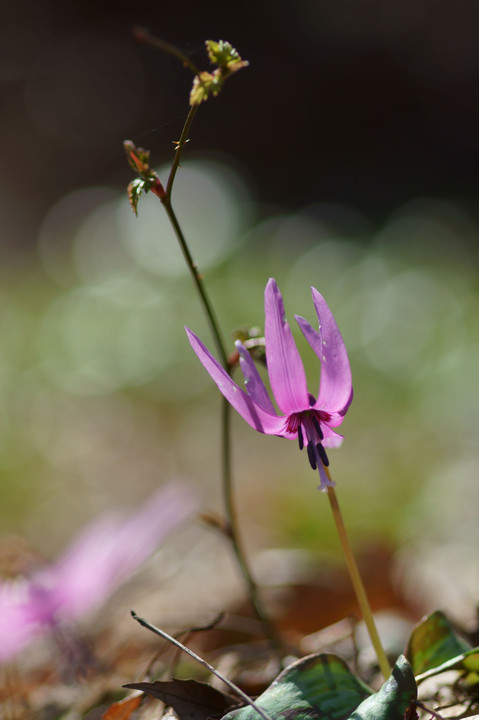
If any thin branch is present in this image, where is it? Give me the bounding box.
[412,700,446,719]
[160,199,227,367]
[166,104,199,200]
[133,28,200,75]
[131,611,273,720]
[127,37,280,653]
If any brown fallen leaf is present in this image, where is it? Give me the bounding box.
[124,678,238,720]
[101,692,143,720]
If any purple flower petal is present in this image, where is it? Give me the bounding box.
[0,483,197,661]
[48,483,196,622]
[236,341,276,414]
[295,288,352,415]
[0,581,43,660]
[186,328,287,436]
[321,426,344,448]
[264,279,309,414]
[187,279,352,480]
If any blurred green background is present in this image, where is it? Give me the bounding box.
[1,0,479,619]
[2,167,478,560]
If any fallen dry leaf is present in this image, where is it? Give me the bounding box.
[124,678,238,720]
[101,692,143,719]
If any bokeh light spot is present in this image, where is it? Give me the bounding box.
[118,159,252,277]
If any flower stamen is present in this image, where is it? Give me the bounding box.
[316,442,329,467]
[312,413,323,440]
[297,424,304,451]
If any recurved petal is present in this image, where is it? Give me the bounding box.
[321,425,344,448]
[48,483,196,622]
[186,328,286,435]
[295,288,352,415]
[320,411,347,428]
[264,279,309,414]
[236,341,276,414]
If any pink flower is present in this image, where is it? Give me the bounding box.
[187,278,352,490]
[0,483,196,662]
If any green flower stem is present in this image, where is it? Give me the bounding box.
[221,392,283,654]
[325,470,391,680]
[161,198,227,367]
[161,105,225,366]
[159,119,280,651]
[166,105,199,203]
[133,29,200,76]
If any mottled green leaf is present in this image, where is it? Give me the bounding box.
[190,71,223,105]
[124,139,164,213]
[414,646,479,683]
[222,653,372,720]
[406,610,472,677]
[127,178,146,215]
[189,40,248,105]
[463,651,479,672]
[123,140,152,174]
[349,656,416,719]
[206,40,249,73]
[127,176,159,215]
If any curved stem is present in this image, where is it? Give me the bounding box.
[161,198,227,366]
[166,105,199,200]
[325,470,391,680]
[133,28,200,75]
[221,396,283,653]
[159,108,280,651]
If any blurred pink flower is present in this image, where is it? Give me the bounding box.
[187,278,352,490]
[0,483,196,661]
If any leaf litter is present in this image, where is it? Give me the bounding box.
[0,553,470,719]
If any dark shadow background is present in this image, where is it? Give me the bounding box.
[2,0,479,254]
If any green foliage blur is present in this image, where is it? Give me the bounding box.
[1,159,478,568]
